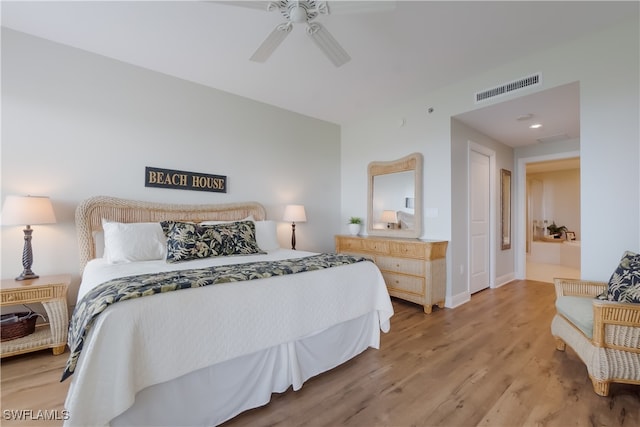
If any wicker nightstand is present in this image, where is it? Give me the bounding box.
[1,274,70,357]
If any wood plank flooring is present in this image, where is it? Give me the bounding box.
[1,279,638,426]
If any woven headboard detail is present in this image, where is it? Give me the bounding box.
[75,196,266,273]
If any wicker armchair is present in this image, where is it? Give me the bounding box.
[551,278,640,396]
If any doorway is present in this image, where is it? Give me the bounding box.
[519,155,581,282]
[454,81,580,291]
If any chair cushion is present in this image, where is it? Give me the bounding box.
[556,296,594,338]
[598,251,640,303]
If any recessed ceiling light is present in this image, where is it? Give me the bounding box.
[529,123,542,129]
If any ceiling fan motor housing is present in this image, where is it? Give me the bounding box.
[278,1,326,23]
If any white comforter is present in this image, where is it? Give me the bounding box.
[64,249,393,427]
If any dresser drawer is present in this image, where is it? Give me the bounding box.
[362,239,389,254]
[376,256,425,276]
[1,287,54,304]
[381,272,425,296]
[336,237,363,252]
[390,241,425,259]
[342,251,374,261]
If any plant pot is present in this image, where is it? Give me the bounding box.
[348,223,360,236]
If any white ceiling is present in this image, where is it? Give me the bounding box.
[455,81,580,148]
[1,1,636,148]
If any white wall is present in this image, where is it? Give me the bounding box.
[1,29,342,304]
[451,119,514,303]
[341,18,639,305]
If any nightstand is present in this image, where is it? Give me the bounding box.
[1,274,70,357]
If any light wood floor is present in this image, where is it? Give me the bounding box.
[1,280,638,426]
[526,260,580,284]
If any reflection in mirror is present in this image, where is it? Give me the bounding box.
[501,168,512,250]
[373,172,413,229]
[368,153,423,238]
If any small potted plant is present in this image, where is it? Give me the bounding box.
[348,217,362,235]
[547,222,568,239]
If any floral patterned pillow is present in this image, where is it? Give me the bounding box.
[598,251,640,303]
[160,220,265,263]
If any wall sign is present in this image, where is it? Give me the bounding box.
[145,166,227,193]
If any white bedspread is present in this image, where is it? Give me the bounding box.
[64,249,393,427]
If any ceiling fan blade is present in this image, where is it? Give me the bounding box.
[306,22,350,67]
[250,23,293,63]
[214,1,279,12]
[322,1,396,15]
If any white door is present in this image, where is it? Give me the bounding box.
[469,149,491,294]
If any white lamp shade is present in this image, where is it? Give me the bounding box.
[283,204,307,222]
[1,195,57,226]
[381,210,398,224]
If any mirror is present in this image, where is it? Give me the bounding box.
[501,168,511,250]
[367,153,423,238]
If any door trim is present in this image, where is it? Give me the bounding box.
[468,141,496,293]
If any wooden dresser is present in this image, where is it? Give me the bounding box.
[335,235,448,313]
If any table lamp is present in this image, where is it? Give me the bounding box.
[1,195,57,280]
[381,210,398,229]
[283,204,306,250]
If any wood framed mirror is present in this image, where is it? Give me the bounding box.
[367,153,423,238]
[501,168,512,250]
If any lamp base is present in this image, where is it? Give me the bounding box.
[16,225,38,281]
[16,271,39,281]
[290,222,297,250]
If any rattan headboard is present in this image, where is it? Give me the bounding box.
[75,196,267,273]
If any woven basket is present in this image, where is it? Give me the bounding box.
[1,312,38,342]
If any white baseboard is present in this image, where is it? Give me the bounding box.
[446,290,471,309]
[494,273,516,288]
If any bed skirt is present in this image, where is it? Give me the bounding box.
[111,311,380,426]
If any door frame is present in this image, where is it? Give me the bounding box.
[468,141,496,293]
[514,150,581,279]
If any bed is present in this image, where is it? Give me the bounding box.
[63,196,394,427]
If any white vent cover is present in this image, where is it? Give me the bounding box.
[475,73,541,103]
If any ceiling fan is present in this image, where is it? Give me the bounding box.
[223,1,395,67]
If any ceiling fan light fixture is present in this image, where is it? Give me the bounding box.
[290,5,308,23]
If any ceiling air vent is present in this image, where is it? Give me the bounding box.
[475,73,541,103]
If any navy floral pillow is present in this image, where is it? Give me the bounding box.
[160,220,265,263]
[597,251,640,303]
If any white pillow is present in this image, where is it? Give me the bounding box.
[93,230,105,259]
[254,220,279,251]
[102,219,167,263]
